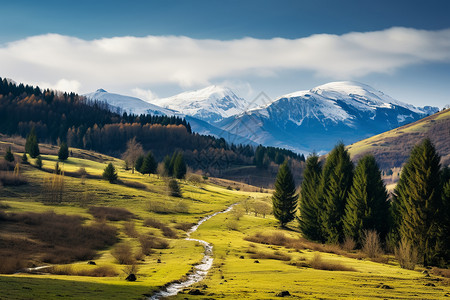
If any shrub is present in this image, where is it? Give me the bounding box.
[226,219,239,231]
[4,146,14,162]
[0,171,28,186]
[144,218,164,228]
[174,222,194,231]
[139,234,169,255]
[112,243,135,265]
[342,236,356,252]
[309,253,356,272]
[362,230,383,259]
[88,206,134,221]
[249,250,291,261]
[21,153,28,164]
[123,221,139,238]
[395,237,418,270]
[47,265,118,277]
[431,267,450,278]
[35,155,42,169]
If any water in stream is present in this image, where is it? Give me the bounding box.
[149,204,235,299]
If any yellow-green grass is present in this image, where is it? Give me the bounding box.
[347,109,450,157]
[0,151,263,299]
[176,211,450,299]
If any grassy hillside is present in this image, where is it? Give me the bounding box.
[347,108,450,170]
[1,138,449,299]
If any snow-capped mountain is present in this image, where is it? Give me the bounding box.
[149,85,251,123]
[216,81,439,153]
[84,89,174,116]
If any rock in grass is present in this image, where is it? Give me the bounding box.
[87,261,96,265]
[126,274,136,281]
[276,290,291,297]
[188,289,204,295]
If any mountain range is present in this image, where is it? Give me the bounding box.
[84,81,439,154]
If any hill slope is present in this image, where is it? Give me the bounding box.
[347,108,450,169]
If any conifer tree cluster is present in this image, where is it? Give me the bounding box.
[163,152,187,179]
[298,143,389,245]
[296,139,449,267]
[392,139,449,266]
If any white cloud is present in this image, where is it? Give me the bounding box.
[0,27,449,94]
[131,87,158,102]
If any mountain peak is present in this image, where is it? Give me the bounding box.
[96,88,107,93]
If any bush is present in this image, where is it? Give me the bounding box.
[395,237,418,270]
[35,155,42,169]
[0,171,27,186]
[174,222,194,231]
[139,234,169,255]
[342,236,356,252]
[4,146,14,162]
[58,142,69,161]
[88,206,134,221]
[112,243,135,265]
[309,253,356,272]
[249,250,291,261]
[123,221,139,238]
[362,230,383,259]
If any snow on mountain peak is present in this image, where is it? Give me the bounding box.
[149,85,249,123]
[96,88,107,93]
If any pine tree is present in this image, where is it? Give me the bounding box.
[168,179,182,197]
[35,155,42,169]
[163,155,172,176]
[173,152,187,179]
[393,139,442,266]
[58,142,69,161]
[22,152,28,164]
[25,127,40,158]
[272,161,298,227]
[4,146,14,162]
[103,163,118,183]
[343,154,390,246]
[141,152,157,175]
[298,154,322,241]
[135,155,144,174]
[319,142,354,244]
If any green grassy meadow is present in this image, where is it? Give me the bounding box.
[1,147,449,299]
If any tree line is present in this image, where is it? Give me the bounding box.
[0,78,303,174]
[272,139,450,267]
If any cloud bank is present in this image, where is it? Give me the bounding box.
[1,27,449,93]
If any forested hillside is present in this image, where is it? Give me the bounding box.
[0,78,303,178]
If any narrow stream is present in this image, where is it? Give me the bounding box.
[149,204,236,299]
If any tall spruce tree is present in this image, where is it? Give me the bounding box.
[58,142,69,161]
[173,152,187,179]
[343,154,390,246]
[25,127,40,158]
[141,152,157,175]
[135,155,144,174]
[298,154,322,241]
[392,139,442,266]
[319,142,354,244]
[272,161,298,227]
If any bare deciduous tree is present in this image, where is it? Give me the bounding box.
[122,137,143,174]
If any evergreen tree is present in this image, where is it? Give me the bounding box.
[135,155,144,174]
[441,167,450,263]
[22,152,28,164]
[168,179,182,197]
[393,139,442,266]
[298,153,322,241]
[343,154,390,246]
[35,155,42,169]
[4,146,14,162]
[58,142,69,161]
[103,163,118,183]
[163,155,172,176]
[173,152,187,179]
[141,152,157,175]
[272,161,298,227]
[319,142,354,243]
[25,127,40,158]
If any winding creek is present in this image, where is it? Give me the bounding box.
[149,203,236,299]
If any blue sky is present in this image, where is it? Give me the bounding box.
[1,0,450,107]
